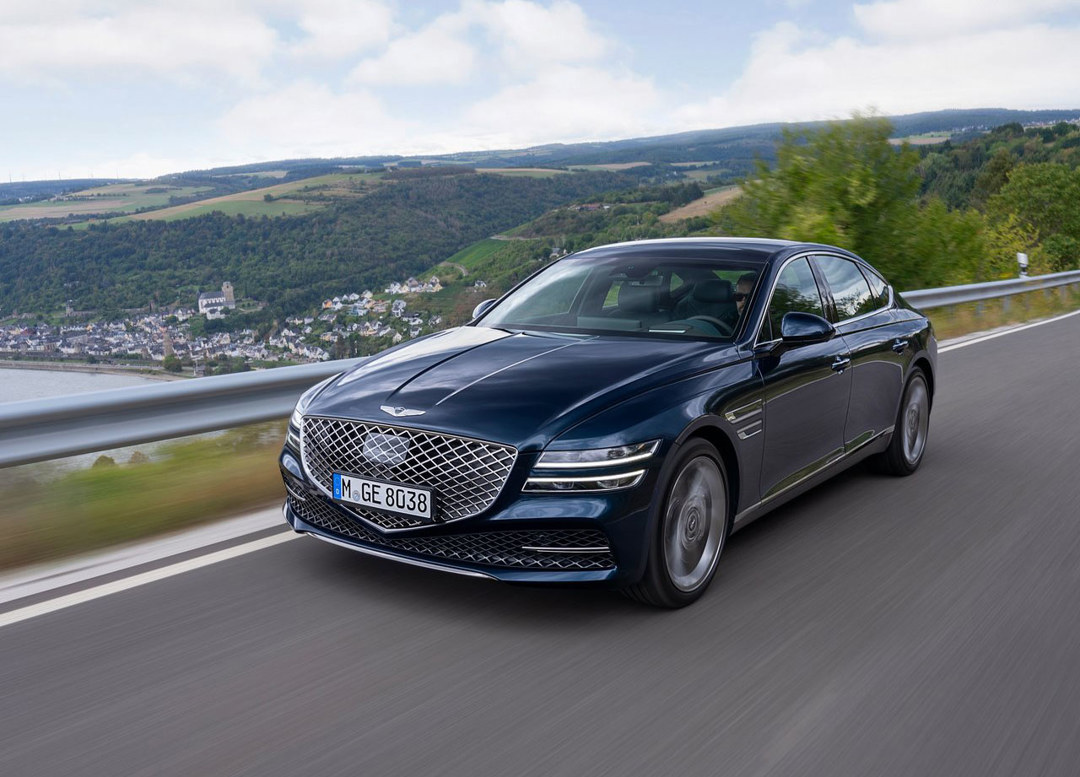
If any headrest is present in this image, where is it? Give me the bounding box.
[692,279,733,303]
[617,282,658,314]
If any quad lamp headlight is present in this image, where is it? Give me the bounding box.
[524,440,659,492]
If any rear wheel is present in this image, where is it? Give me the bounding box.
[874,368,931,476]
[625,439,731,608]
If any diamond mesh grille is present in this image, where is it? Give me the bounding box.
[301,417,517,528]
[289,495,615,571]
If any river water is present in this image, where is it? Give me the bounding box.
[0,367,160,404]
[0,368,185,476]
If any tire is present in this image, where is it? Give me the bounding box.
[625,439,731,608]
[873,368,931,476]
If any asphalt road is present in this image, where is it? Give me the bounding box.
[3,314,1080,776]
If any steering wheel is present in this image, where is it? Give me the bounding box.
[687,315,734,336]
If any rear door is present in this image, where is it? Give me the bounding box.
[811,255,907,451]
[756,256,853,501]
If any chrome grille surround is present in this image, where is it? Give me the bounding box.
[300,416,518,531]
[289,495,615,572]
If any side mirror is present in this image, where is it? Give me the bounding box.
[471,299,497,320]
[780,312,835,345]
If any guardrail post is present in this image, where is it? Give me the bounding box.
[1002,296,1011,314]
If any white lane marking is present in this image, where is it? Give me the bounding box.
[0,532,297,630]
[939,309,1080,353]
[0,507,284,606]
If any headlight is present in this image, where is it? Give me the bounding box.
[534,440,660,469]
[524,440,659,493]
[287,376,337,446]
[524,470,647,492]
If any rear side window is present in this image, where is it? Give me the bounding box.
[862,267,890,308]
[766,257,825,339]
[815,256,876,320]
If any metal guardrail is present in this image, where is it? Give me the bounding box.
[2,269,1079,469]
[901,269,1080,308]
[0,357,365,468]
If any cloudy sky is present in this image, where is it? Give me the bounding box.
[2,0,1079,180]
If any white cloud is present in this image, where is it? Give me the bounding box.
[854,0,1080,40]
[460,65,660,148]
[288,0,394,59]
[0,1,279,83]
[348,1,612,87]
[675,15,1080,130]
[217,81,415,158]
[0,0,397,82]
[473,0,611,72]
[348,15,476,85]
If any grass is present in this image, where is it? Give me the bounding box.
[0,423,286,571]
[923,283,1080,340]
[442,238,506,270]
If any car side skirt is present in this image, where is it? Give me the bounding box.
[732,426,893,531]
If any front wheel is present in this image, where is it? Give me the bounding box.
[873,368,931,476]
[625,439,731,608]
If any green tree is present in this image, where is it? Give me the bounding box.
[163,354,182,372]
[969,148,1015,210]
[723,115,926,286]
[988,163,1080,270]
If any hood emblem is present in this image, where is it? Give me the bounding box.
[380,405,425,418]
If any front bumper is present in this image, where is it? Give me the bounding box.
[280,448,653,586]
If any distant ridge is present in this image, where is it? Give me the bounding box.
[3,107,1078,200]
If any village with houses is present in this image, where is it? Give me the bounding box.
[0,273,489,375]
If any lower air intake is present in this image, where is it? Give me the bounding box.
[289,495,615,572]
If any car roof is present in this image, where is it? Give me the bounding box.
[570,237,802,265]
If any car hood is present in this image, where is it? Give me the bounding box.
[307,326,739,449]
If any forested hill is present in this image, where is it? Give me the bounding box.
[0,171,631,317]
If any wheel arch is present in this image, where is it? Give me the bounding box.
[911,356,935,409]
[674,418,741,520]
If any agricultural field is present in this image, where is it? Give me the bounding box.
[475,167,567,178]
[569,162,651,171]
[890,132,953,146]
[659,185,740,223]
[679,167,733,182]
[0,183,213,222]
[124,172,385,222]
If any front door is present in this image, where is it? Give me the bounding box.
[756,257,852,500]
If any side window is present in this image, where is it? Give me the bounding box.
[766,257,825,338]
[816,256,875,320]
[862,267,890,308]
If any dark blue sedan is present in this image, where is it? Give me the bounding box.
[280,238,936,607]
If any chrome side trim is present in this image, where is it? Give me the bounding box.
[519,546,611,554]
[724,398,763,423]
[301,531,497,580]
[737,420,762,440]
[734,426,894,528]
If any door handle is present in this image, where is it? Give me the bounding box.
[891,338,907,354]
[831,356,851,373]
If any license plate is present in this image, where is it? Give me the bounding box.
[332,473,433,521]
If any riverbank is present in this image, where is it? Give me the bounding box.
[0,359,185,381]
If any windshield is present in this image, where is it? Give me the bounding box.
[476,253,763,339]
